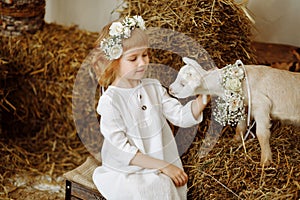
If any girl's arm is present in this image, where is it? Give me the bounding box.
[191,95,210,120]
[130,151,188,187]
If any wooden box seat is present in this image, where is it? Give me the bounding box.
[63,156,106,200]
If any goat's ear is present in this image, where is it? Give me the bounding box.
[182,57,207,74]
[183,57,201,68]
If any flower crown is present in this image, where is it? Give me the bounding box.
[100,15,146,60]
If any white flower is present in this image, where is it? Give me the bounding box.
[133,15,146,30]
[232,67,244,79]
[100,39,106,49]
[123,27,131,38]
[108,44,123,60]
[109,22,124,36]
[124,16,136,27]
[228,96,243,111]
[225,78,241,92]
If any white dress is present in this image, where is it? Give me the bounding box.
[93,78,203,200]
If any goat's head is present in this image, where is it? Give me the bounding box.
[169,57,208,98]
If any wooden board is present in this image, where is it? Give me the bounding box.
[252,42,299,64]
[65,180,106,200]
[251,42,300,72]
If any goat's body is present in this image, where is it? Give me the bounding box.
[238,65,300,165]
[170,58,300,166]
[244,65,300,124]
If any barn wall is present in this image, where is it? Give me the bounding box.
[247,0,300,47]
[44,0,121,33]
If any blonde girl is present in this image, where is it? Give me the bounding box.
[92,15,208,200]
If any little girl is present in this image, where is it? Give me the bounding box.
[92,15,208,200]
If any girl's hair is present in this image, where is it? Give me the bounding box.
[92,18,149,88]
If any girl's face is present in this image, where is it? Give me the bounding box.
[114,46,149,87]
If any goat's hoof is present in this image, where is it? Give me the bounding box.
[260,158,272,167]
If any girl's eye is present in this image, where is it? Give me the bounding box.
[142,53,148,57]
[128,57,137,61]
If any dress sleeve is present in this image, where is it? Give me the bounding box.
[97,96,139,167]
[158,82,203,127]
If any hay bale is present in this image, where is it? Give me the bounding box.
[180,120,300,199]
[0,23,98,137]
[0,23,99,186]
[120,0,257,68]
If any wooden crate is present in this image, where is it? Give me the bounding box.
[65,180,105,200]
[63,156,106,200]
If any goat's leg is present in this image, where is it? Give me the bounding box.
[256,119,272,166]
[253,96,273,166]
[234,119,247,142]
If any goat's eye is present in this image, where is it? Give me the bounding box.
[180,81,185,87]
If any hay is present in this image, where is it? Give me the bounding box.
[0,23,98,139]
[0,23,98,198]
[181,109,300,199]
[120,0,257,68]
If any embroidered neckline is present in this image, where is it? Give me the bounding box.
[213,61,246,126]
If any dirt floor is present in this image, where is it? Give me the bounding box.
[0,148,78,200]
[1,42,300,200]
[3,174,65,200]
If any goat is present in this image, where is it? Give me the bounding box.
[169,57,300,166]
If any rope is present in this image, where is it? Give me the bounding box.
[236,60,255,140]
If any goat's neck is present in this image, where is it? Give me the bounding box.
[196,68,225,97]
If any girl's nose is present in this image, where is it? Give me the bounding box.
[139,57,148,66]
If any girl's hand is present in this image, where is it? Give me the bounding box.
[196,94,210,106]
[191,94,210,120]
[160,164,188,187]
[130,151,188,186]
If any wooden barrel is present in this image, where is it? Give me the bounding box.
[0,0,45,36]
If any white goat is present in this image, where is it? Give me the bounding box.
[169,57,300,166]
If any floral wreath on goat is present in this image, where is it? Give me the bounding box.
[213,60,246,126]
[100,15,146,60]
